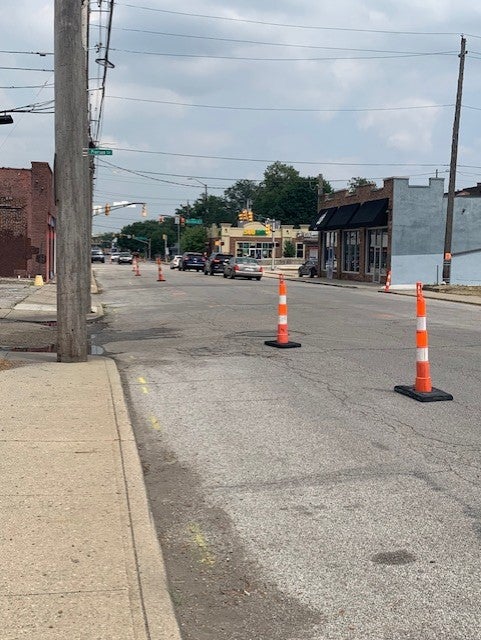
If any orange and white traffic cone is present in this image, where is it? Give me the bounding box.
[134,258,141,276]
[157,262,166,282]
[384,270,392,293]
[265,275,301,349]
[132,258,137,273]
[394,282,452,402]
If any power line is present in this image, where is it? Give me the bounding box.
[0,66,53,72]
[109,146,451,167]
[117,3,469,37]
[0,83,54,89]
[111,46,455,62]
[0,50,53,56]
[107,26,459,55]
[107,94,454,113]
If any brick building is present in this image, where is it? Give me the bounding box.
[0,162,56,280]
[312,177,481,286]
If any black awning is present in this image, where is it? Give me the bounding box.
[310,206,337,230]
[322,203,359,230]
[348,198,388,228]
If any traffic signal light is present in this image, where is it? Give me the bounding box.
[265,223,271,235]
[141,204,147,217]
[247,210,253,222]
[180,216,186,226]
[238,210,246,221]
[105,203,111,216]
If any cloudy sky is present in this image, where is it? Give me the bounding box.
[2,1,481,235]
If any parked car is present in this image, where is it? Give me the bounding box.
[91,248,105,263]
[110,250,120,262]
[203,252,233,275]
[118,251,133,264]
[180,252,205,271]
[223,257,263,280]
[298,259,318,278]
[170,255,183,269]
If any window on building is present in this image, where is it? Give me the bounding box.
[236,241,273,258]
[322,231,337,269]
[366,229,388,278]
[296,243,304,259]
[342,230,360,272]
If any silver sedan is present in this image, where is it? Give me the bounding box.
[223,257,263,280]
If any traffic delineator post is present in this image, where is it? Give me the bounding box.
[132,258,137,272]
[394,282,453,402]
[157,262,166,282]
[384,270,392,293]
[265,275,301,349]
[134,258,141,276]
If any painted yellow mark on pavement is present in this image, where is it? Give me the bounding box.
[137,376,149,394]
[188,523,215,566]
[149,415,162,431]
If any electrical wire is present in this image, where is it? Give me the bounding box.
[107,94,454,113]
[116,3,471,37]
[107,146,451,167]
[107,26,459,55]
[110,46,455,62]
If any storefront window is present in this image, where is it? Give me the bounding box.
[322,231,337,269]
[236,241,273,258]
[342,230,360,272]
[366,229,388,281]
[296,243,304,259]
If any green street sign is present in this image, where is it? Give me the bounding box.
[186,218,203,225]
[135,236,148,241]
[88,148,113,156]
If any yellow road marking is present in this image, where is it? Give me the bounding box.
[149,415,161,431]
[137,376,149,394]
[188,523,215,566]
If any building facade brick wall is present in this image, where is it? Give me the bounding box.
[0,162,56,279]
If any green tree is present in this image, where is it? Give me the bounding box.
[180,225,208,253]
[224,179,259,222]
[175,194,228,226]
[348,177,376,192]
[283,239,296,258]
[253,162,331,226]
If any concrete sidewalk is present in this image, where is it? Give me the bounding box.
[0,282,182,640]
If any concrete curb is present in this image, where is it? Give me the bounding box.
[103,358,182,640]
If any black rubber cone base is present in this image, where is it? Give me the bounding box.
[264,340,301,349]
[394,385,453,402]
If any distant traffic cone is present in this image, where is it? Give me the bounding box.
[134,258,141,276]
[34,275,44,287]
[384,270,392,293]
[394,282,452,402]
[157,262,166,282]
[265,275,301,349]
[132,258,137,273]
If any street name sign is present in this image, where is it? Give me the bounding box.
[87,148,113,156]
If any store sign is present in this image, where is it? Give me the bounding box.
[243,229,267,236]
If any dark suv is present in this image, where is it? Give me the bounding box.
[298,259,318,278]
[203,252,233,276]
[180,252,205,271]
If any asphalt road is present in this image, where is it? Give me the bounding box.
[93,262,481,640]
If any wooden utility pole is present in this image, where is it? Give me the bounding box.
[443,35,466,284]
[54,0,90,361]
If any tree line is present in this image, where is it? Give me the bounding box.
[95,163,374,256]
